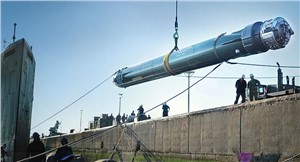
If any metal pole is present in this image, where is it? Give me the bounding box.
[188,74,190,113]
[80,110,83,132]
[12,23,17,42]
[185,71,194,113]
[119,93,123,115]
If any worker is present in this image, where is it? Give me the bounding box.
[121,113,126,123]
[26,132,46,162]
[131,110,135,116]
[127,111,135,123]
[54,137,74,162]
[108,113,114,126]
[248,74,260,101]
[116,113,121,124]
[1,144,8,162]
[127,114,135,123]
[162,103,170,117]
[137,105,144,121]
[234,74,247,104]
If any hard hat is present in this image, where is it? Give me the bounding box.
[250,74,254,78]
[32,132,40,139]
[61,137,68,145]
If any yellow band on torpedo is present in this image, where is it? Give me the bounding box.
[163,50,176,75]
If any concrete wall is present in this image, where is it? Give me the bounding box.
[42,94,300,161]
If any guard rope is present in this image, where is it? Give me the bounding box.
[108,125,127,160]
[125,125,163,162]
[130,62,222,125]
[283,152,300,162]
[145,63,222,115]
[17,125,118,162]
[226,61,300,68]
[31,72,117,130]
[20,62,221,162]
[177,75,300,79]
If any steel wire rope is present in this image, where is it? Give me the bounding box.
[119,63,222,148]
[127,63,222,126]
[17,125,118,162]
[17,146,61,162]
[95,120,138,161]
[108,125,127,160]
[283,152,300,162]
[106,124,143,161]
[104,120,164,161]
[31,72,117,130]
[102,118,150,161]
[21,63,222,162]
[226,61,300,68]
[112,124,163,162]
[127,63,222,124]
[143,63,222,116]
[107,121,162,161]
[67,126,117,148]
[125,125,163,162]
[24,63,222,162]
[176,75,300,79]
[107,124,138,161]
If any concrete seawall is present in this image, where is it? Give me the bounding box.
[42,94,300,161]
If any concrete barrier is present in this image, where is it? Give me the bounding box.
[42,94,300,161]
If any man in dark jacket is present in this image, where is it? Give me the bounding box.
[121,113,126,123]
[1,144,8,162]
[116,113,121,124]
[54,137,74,162]
[162,103,170,117]
[26,132,46,162]
[248,74,260,101]
[234,75,247,104]
[137,105,144,121]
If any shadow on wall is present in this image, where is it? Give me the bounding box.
[252,154,280,162]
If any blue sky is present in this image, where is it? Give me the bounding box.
[1,1,299,136]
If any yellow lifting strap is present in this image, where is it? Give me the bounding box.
[163,49,177,75]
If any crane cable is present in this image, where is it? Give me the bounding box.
[162,0,180,75]
[173,0,179,51]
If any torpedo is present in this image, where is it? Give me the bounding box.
[114,17,294,88]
